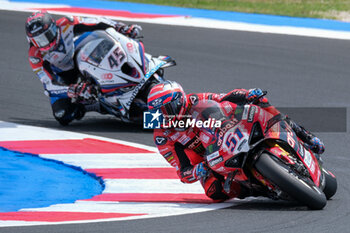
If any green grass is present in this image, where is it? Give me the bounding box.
[110,0,350,20]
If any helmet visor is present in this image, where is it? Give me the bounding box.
[160,94,184,117]
[30,23,57,48]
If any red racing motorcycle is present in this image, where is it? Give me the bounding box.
[195,100,337,210]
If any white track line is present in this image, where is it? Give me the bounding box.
[22,202,216,214]
[0,121,237,227]
[40,153,170,169]
[103,179,204,194]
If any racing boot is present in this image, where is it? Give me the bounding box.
[201,171,231,202]
[286,117,325,154]
[223,172,262,199]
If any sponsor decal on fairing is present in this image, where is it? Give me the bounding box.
[209,156,223,167]
[248,105,256,123]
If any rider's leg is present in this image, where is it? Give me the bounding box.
[286,117,325,154]
[258,97,325,155]
[200,171,245,201]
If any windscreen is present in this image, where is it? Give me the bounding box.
[88,38,114,65]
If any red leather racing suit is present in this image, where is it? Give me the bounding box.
[154,89,280,201]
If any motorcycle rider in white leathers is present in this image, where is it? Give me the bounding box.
[26,10,142,125]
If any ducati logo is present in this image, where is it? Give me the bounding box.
[189,94,198,106]
[155,136,167,146]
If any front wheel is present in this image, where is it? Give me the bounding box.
[255,153,327,210]
[322,168,337,200]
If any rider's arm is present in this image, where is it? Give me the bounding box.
[191,89,280,116]
[218,89,250,104]
[28,46,69,99]
[154,129,198,183]
[70,16,136,37]
[70,16,117,34]
[187,89,249,106]
[221,89,281,116]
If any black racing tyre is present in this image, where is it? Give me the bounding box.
[255,153,327,210]
[322,168,337,200]
[52,99,85,126]
[57,118,72,126]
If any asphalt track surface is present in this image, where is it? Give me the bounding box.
[1,10,350,233]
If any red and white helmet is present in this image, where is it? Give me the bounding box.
[147,81,188,119]
[25,10,59,51]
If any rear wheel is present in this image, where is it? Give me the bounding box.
[322,168,337,200]
[255,153,327,210]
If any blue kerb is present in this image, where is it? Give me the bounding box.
[0,146,104,212]
[13,0,350,32]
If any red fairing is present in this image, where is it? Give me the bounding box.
[212,101,322,188]
[198,101,250,181]
[264,121,322,186]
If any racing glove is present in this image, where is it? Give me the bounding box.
[118,24,142,38]
[67,82,95,100]
[193,162,209,180]
[247,88,265,103]
[307,137,325,154]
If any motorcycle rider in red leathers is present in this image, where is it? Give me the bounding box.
[26,10,142,125]
[147,81,325,201]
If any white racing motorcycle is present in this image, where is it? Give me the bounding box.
[73,27,175,124]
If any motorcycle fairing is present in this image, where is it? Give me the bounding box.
[138,41,148,74]
[76,28,172,116]
[264,120,321,186]
[77,32,144,84]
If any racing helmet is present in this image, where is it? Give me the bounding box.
[25,10,59,51]
[147,81,188,119]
